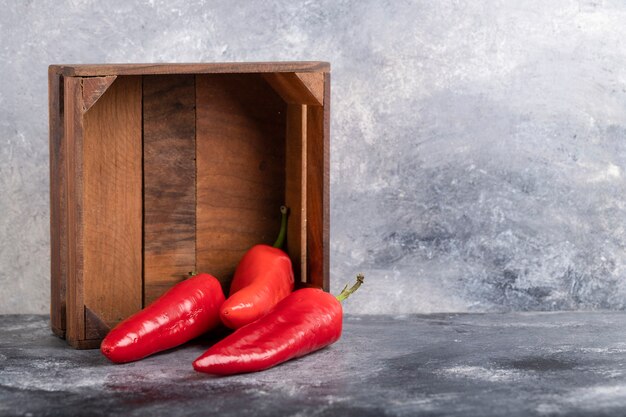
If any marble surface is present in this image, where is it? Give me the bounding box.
[3,313,626,416]
[2,1,626,314]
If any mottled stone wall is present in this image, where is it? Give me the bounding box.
[1,0,625,314]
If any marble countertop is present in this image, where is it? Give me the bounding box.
[2,312,626,416]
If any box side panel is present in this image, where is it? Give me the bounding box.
[143,75,197,305]
[63,77,85,346]
[323,73,330,291]
[305,73,330,291]
[285,104,307,284]
[82,76,143,335]
[50,68,66,337]
[61,62,330,77]
[195,74,287,292]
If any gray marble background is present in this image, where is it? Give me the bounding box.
[1,0,625,314]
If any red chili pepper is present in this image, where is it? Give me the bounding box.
[101,273,225,363]
[193,274,364,375]
[219,206,294,329]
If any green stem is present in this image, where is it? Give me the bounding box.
[272,205,289,248]
[336,274,365,302]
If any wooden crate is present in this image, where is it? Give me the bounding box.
[49,62,330,349]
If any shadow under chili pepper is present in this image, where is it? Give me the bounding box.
[191,324,234,348]
[98,324,234,372]
[130,324,235,365]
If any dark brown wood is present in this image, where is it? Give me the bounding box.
[84,306,110,340]
[63,76,143,347]
[63,76,85,346]
[195,74,287,290]
[71,339,103,349]
[51,63,331,348]
[81,76,117,112]
[143,75,196,305]
[285,104,307,284]
[322,73,331,290]
[82,76,143,331]
[52,62,330,77]
[49,66,66,338]
[322,73,331,291]
[305,73,331,291]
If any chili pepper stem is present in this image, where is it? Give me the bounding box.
[272,205,289,248]
[336,274,365,302]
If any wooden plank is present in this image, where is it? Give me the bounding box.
[84,306,110,340]
[143,75,196,305]
[53,62,330,77]
[82,76,117,112]
[60,75,122,344]
[305,73,330,291]
[195,74,287,290]
[82,76,143,331]
[49,66,66,338]
[263,73,323,106]
[285,104,307,283]
[63,77,85,346]
[295,73,324,105]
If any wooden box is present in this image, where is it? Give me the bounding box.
[49,62,330,348]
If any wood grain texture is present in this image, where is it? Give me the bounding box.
[49,66,66,338]
[285,104,307,283]
[262,73,323,106]
[321,73,331,291]
[53,64,331,349]
[143,75,196,305]
[81,76,117,112]
[195,74,287,290]
[63,77,85,346]
[84,306,110,340]
[53,62,330,77]
[82,76,143,330]
[295,73,324,105]
[305,73,330,291]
